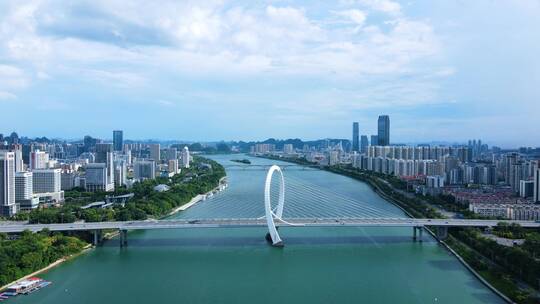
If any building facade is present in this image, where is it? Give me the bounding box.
[149,144,160,162]
[377,115,390,146]
[0,151,16,216]
[134,160,156,180]
[352,122,359,152]
[32,169,61,193]
[113,130,123,152]
[29,150,49,170]
[181,146,190,168]
[15,171,38,211]
[85,163,114,192]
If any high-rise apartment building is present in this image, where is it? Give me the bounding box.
[167,148,178,161]
[95,143,112,163]
[94,143,115,190]
[15,172,32,201]
[113,130,123,152]
[12,145,24,172]
[114,160,127,187]
[168,159,179,175]
[32,169,61,193]
[0,151,16,216]
[29,150,49,170]
[15,171,38,211]
[149,144,160,162]
[181,146,190,168]
[85,163,115,192]
[134,160,156,180]
[534,167,540,203]
[377,115,390,146]
[352,122,359,152]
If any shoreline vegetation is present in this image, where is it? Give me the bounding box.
[0,156,226,291]
[257,154,540,304]
[0,243,93,292]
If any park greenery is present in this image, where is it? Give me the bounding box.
[18,156,225,224]
[0,230,86,286]
[260,154,540,303]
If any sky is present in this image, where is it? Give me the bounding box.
[0,0,539,147]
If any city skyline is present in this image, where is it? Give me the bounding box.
[0,1,539,146]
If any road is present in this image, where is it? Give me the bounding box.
[1,218,539,233]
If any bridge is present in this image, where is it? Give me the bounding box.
[223,163,320,170]
[1,165,539,247]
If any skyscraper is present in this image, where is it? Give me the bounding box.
[370,135,378,147]
[0,151,16,216]
[113,130,123,152]
[360,135,369,153]
[352,122,359,152]
[377,115,390,146]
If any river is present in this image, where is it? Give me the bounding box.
[12,154,504,304]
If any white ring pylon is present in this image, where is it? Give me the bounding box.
[265,165,285,246]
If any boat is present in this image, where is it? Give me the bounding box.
[1,277,52,299]
[230,159,251,164]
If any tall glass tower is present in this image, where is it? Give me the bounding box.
[352,122,359,152]
[377,115,390,146]
[113,130,123,152]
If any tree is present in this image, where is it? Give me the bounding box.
[523,233,540,258]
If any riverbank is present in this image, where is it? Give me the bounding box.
[0,243,92,292]
[167,176,228,216]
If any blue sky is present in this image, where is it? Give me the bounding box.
[0,0,539,147]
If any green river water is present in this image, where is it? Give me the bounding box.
[12,154,504,304]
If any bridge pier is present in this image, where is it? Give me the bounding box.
[119,229,128,248]
[413,227,423,242]
[436,226,448,240]
[93,230,103,246]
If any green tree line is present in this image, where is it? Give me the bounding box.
[0,230,86,286]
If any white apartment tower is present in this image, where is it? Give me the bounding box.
[15,171,33,201]
[0,151,16,216]
[181,146,190,168]
[30,150,49,170]
[32,169,61,193]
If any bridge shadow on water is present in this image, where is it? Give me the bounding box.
[103,235,435,248]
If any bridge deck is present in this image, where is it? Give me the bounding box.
[1,218,539,233]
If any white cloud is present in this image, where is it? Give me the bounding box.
[0,91,17,100]
[335,9,367,26]
[353,0,401,15]
[0,0,445,109]
[0,64,29,98]
[81,69,146,88]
